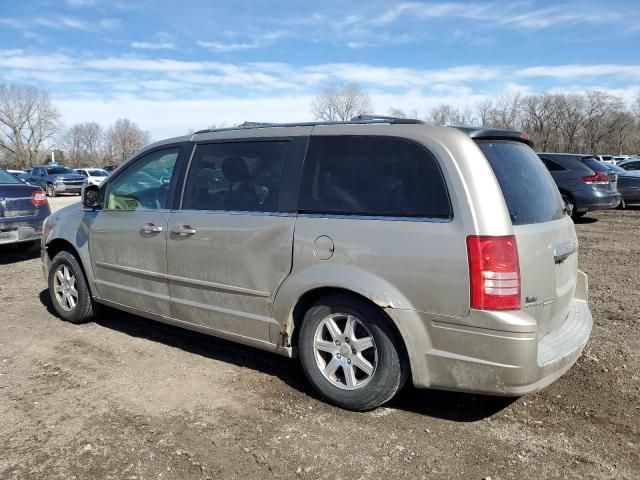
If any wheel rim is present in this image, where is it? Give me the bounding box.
[47,185,53,196]
[53,264,78,312]
[313,312,378,391]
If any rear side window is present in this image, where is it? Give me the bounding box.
[540,157,566,171]
[298,136,452,219]
[476,141,564,225]
[582,158,609,173]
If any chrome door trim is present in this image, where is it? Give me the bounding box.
[167,274,270,298]
[297,213,452,223]
[94,260,167,280]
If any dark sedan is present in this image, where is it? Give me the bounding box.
[538,153,620,218]
[0,169,51,250]
[604,163,640,208]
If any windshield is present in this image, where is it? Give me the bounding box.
[476,140,565,225]
[0,170,23,184]
[46,167,74,175]
[88,169,109,177]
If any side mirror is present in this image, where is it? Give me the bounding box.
[82,184,101,210]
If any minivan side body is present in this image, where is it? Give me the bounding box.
[42,124,592,407]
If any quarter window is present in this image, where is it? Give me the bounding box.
[181,141,289,212]
[105,147,180,210]
[298,136,452,218]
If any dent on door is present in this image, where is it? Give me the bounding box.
[167,212,295,341]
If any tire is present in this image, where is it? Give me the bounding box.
[48,251,96,324]
[298,293,407,411]
[561,192,577,220]
[46,183,57,197]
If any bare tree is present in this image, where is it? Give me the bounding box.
[104,118,151,163]
[311,83,373,121]
[556,94,584,152]
[605,111,636,155]
[475,99,494,127]
[581,91,624,153]
[0,83,61,168]
[62,122,104,167]
[492,92,523,129]
[521,94,561,151]
[387,107,419,119]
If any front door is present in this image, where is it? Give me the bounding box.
[89,145,182,317]
[166,139,297,341]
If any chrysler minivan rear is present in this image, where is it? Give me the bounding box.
[419,132,592,395]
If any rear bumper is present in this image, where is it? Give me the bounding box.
[0,218,45,245]
[387,271,592,396]
[52,184,82,193]
[574,190,620,212]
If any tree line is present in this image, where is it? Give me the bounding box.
[312,83,640,155]
[2,81,640,170]
[0,83,151,169]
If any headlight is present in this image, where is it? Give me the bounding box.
[54,178,64,184]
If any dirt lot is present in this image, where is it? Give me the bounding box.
[0,200,638,480]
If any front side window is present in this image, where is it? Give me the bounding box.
[298,136,452,218]
[105,147,180,210]
[181,141,289,212]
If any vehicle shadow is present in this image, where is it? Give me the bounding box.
[573,216,598,224]
[38,289,513,422]
[0,244,40,265]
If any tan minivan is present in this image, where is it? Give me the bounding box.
[42,117,592,410]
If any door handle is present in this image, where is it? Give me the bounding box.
[171,225,197,236]
[140,223,163,234]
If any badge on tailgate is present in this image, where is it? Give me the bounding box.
[553,238,578,264]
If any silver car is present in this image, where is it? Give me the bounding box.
[41,118,592,410]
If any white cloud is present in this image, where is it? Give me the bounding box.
[66,0,95,6]
[197,40,262,53]
[518,64,640,79]
[35,16,90,31]
[370,1,627,29]
[131,41,176,50]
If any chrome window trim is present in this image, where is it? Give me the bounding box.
[297,213,452,223]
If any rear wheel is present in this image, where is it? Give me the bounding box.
[46,183,57,197]
[48,251,96,324]
[298,293,407,411]
[617,197,626,209]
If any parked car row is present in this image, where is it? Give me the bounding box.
[538,152,640,218]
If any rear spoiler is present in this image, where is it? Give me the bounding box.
[450,126,534,148]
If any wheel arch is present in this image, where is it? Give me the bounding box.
[288,286,412,379]
[45,238,96,297]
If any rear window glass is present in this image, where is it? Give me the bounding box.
[0,170,22,184]
[476,140,564,225]
[298,136,452,219]
[582,158,608,172]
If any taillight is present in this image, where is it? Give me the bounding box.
[31,190,48,206]
[466,235,521,311]
[581,172,609,184]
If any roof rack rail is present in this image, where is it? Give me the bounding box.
[350,114,425,124]
[192,115,425,135]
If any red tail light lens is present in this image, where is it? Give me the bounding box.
[31,190,48,206]
[581,172,609,184]
[466,235,521,310]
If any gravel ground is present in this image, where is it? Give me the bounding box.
[0,201,638,480]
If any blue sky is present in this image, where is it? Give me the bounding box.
[1,0,639,139]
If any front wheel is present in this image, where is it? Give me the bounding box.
[298,294,407,411]
[48,251,96,324]
[46,184,57,197]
